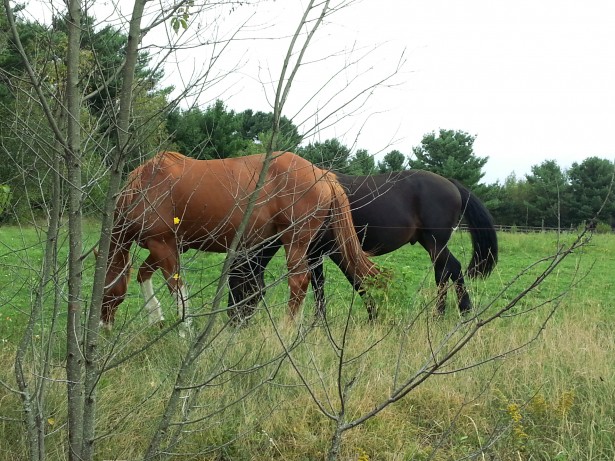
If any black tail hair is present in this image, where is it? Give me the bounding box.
[449,179,498,278]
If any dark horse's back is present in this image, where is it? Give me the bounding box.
[333,170,463,254]
[332,170,497,275]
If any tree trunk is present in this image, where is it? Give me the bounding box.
[64,0,84,457]
[81,0,148,458]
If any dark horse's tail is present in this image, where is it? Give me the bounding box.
[449,179,498,278]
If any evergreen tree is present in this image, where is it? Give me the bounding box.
[347,149,375,175]
[297,138,351,172]
[167,100,251,159]
[238,109,302,151]
[525,160,570,228]
[484,174,532,227]
[568,157,615,227]
[409,129,488,189]
[377,149,406,173]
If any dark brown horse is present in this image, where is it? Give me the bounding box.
[100,151,379,329]
[228,170,498,318]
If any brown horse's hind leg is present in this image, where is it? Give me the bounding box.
[281,240,311,319]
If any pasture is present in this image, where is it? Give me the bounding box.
[0,224,613,460]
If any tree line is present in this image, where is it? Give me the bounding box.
[0,3,605,460]
[166,105,615,229]
[1,14,613,230]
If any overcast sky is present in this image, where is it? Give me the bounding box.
[180,0,615,184]
[26,0,615,184]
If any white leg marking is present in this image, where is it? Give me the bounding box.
[141,279,164,325]
[176,285,191,324]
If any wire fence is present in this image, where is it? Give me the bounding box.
[458,223,614,234]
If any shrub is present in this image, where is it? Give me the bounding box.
[595,221,612,234]
[0,184,11,220]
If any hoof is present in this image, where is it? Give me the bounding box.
[149,314,165,328]
[178,319,192,338]
[228,308,256,328]
[99,320,113,332]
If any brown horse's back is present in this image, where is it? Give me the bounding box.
[118,151,333,252]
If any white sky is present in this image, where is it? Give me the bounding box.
[24,0,615,184]
[175,0,614,184]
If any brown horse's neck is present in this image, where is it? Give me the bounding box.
[100,233,133,326]
[106,240,131,285]
[326,176,380,282]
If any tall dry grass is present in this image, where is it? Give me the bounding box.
[1,298,612,460]
[1,232,613,460]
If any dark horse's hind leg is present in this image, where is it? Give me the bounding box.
[227,243,280,325]
[228,258,264,325]
[322,253,377,321]
[309,256,327,318]
[420,234,472,315]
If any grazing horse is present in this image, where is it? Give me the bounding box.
[100,151,379,329]
[228,170,498,318]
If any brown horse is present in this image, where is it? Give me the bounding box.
[100,151,379,329]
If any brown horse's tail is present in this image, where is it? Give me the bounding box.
[325,175,380,283]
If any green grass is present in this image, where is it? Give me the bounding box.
[0,226,613,460]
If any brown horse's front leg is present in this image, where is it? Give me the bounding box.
[139,239,192,335]
[100,278,128,331]
[155,245,192,335]
[287,270,310,319]
[137,253,165,327]
[101,242,132,331]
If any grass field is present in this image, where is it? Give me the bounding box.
[0,225,613,460]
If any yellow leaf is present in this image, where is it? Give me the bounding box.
[47,417,55,426]
[173,217,180,225]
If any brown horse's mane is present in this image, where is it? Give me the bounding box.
[121,151,185,194]
[155,150,187,162]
